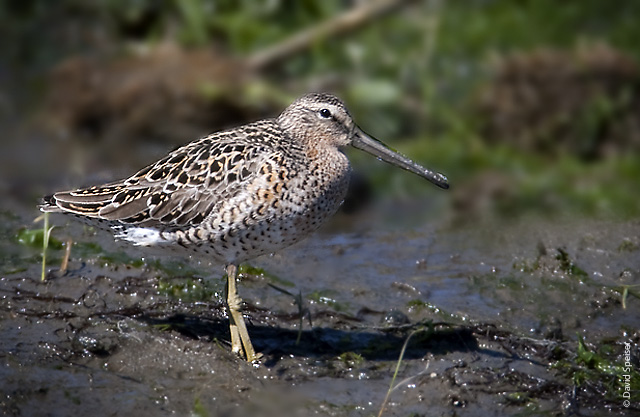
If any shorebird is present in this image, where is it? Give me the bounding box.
[41,93,449,362]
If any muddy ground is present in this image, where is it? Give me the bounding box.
[1,167,639,417]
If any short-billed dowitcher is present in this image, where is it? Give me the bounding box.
[41,93,448,362]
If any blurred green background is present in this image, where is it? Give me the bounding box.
[2,0,640,221]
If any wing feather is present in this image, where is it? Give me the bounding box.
[40,121,282,229]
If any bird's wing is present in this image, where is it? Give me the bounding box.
[41,125,282,228]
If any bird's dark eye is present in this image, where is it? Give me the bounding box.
[319,108,332,119]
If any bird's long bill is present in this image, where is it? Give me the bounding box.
[351,128,449,189]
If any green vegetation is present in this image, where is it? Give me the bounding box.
[156,277,217,302]
[510,246,640,311]
[3,1,640,218]
[337,351,364,369]
[617,239,639,252]
[553,336,640,403]
[14,217,61,279]
[555,247,588,280]
[15,221,62,250]
[191,396,209,417]
[307,289,350,312]
[238,264,294,287]
[612,284,640,310]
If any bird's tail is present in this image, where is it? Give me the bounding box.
[39,184,125,217]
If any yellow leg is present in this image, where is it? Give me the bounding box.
[226,277,242,356]
[226,264,259,362]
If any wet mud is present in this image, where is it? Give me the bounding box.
[1,205,638,416]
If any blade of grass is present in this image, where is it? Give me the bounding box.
[41,212,54,281]
[268,283,312,344]
[378,329,418,417]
